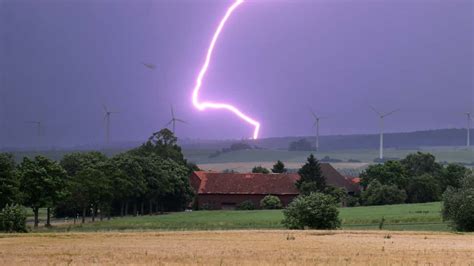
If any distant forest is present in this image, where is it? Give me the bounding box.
[180,128,474,151]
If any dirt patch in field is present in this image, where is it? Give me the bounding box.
[0,230,472,265]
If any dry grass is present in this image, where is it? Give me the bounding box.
[0,230,472,265]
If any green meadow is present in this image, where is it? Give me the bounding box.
[39,202,448,232]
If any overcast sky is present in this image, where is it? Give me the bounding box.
[1,0,473,148]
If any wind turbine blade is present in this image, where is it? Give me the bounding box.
[382,108,400,117]
[170,105,175,119]
[165,120,173,127]
[102,104,108,113]
[175,119,187,124]
[369,105,381,116]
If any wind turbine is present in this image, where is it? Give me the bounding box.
[370,106,399,160]
[25,120,42,148]
[310,110,326,152]
[165,105,186,134]
[103,105,119,145]
[465,112,472,147]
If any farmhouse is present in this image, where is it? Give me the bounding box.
[190,163,359,210]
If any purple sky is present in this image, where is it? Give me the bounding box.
[1,0,473,148]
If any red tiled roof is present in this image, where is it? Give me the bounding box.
[192,171,300,195]
[191,163,358,195]
[351,178,361,184]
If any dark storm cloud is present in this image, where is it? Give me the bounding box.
[0,0,472,148]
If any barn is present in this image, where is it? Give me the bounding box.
[189,163,359,210]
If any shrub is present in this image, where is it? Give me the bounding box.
[442,174,474,231]
[346,195,360,207]
[361,180,406,206]
[252,166,270,174]
[260,195,282,209]
[237,200,255,210]
[0,204,28,233]
[324,186,347,205]
[282,193,341,230]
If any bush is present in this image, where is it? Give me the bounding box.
[0,204,28,233]
[252,166,270,174]
[260,195,282,209]
[236,200,255,210]
[282,193,341,230]
[346,195,360,207]
[442,174,474,231]
[361,180,407,206]
[324,186,347,205]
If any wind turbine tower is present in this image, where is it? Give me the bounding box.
[370,106,399,160]
[103,105,118,145]
[310,111,326,152]
[466,112,472,147]
[166,105,186,134]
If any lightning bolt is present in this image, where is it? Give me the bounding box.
[192,0,261,140]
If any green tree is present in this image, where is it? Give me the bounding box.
[360,180,407,206]
[406,174,440,203]
[110,153,146,216]
[260,195,282,209]
[130,129,186,164]
[0,153,20,209]
[442,173,474,231]
[282,193,341,230]
[359,161,407,189]
[58,152,110,220]
[296,154,326,195]
[139,155,167,215]
[400,152,442,177]
[60,152,108,177]
[440,163,469,192]
[271,160,287,173]
[252,165,270,174]
[68,167,112,223]
[157,159,195,211]
[18,156,67,227]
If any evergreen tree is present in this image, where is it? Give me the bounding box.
[296,154,326,195]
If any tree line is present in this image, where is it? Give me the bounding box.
[0,129,196,228]
[358,152,471,206]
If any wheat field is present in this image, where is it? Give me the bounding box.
[0,230,472,265]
